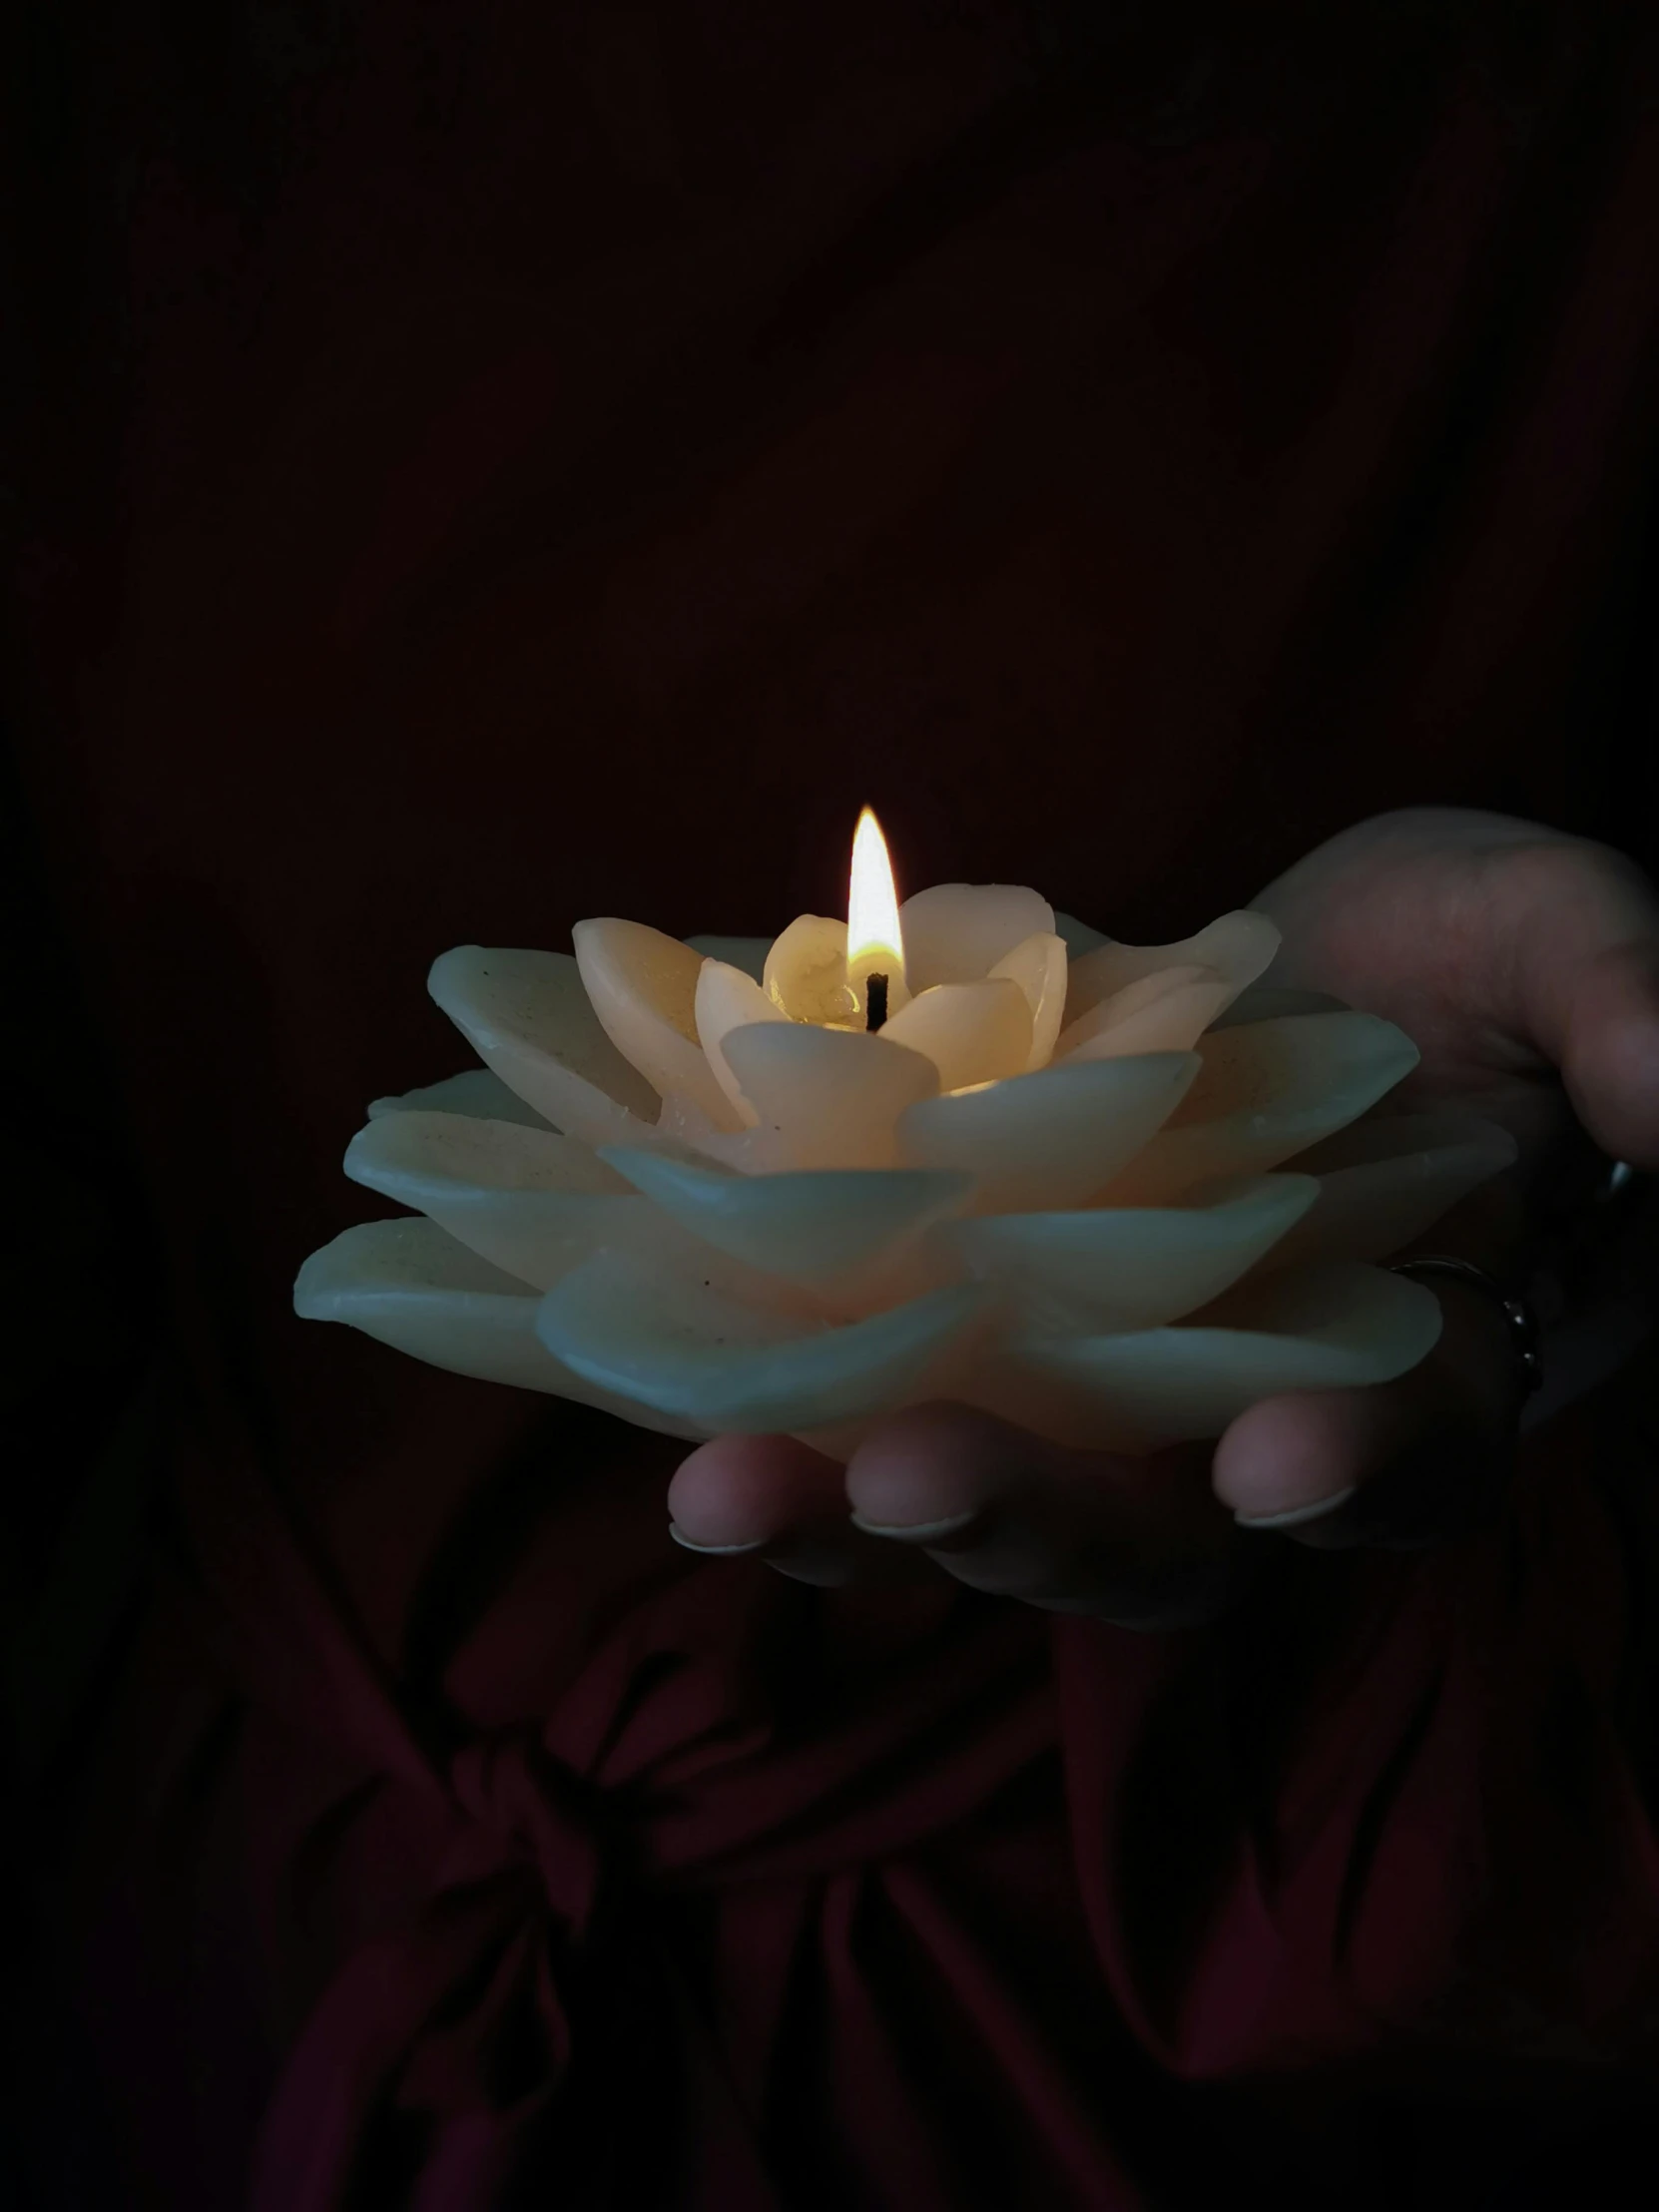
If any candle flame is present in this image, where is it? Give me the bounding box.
[846,807,904,984]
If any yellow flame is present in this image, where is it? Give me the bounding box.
[846,807,904,984]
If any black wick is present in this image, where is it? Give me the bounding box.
[864,972,889,1032]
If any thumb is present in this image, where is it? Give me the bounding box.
[1475,839,1659,1171]
[1530,908,1659,1172]
[1567,941,1659,1170]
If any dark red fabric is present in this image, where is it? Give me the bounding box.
[9,4,1659,2205]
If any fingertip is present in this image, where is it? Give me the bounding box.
[1234,1485,1359,1531]
[666,1431,840,1546]
[1211,1388,1385,1522]
[666,1430,770,1508]
[843,1401,1041,1529]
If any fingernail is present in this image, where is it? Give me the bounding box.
[669,1523,769,1556]
[1234,1486,1358,1531]
[847,1507,982,1545]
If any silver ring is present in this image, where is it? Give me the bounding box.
[1387,1255,1543,1395]
[1598,1158,1637,1205]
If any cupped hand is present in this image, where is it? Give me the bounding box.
[668,811,1659,1619]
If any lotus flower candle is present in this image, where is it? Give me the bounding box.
[295,812,1516,1457]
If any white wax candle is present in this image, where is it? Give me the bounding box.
[301,811,1501,1458]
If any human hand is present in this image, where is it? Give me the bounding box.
[666,810,1659,1618]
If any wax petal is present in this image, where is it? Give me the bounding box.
[572,918,741,1131]
[1064,910,1280,1027]
[349,1110,627,1199]
[343,1110,666,1290]
[538,1252,988,1432]
[723,1022,939,1170]
[1208,982,1350,1029]
[880,977,1033,1092]
[685,934,769,981]
[649,1091,763,1171]
[948,1173,1318,1332]
[428,946,662,1146]
[764,914,857,1024]
[1262,1111,1519,1270]
[293,1217,708,1436]
[896,1052,1199,1213]
[695,958,790,1125]
[898,882,1057,990]
[979,1262,1441,1451]
[1053,910,1110,958]
[317,894,1462,1460]
[1098,1012,1419,1205]
[599,1148,972,1291]
[368,1067,555,1130]
[1056,964,1235,1062]
[988,931,1069,1069]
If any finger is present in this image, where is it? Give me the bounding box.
[666,1432,937,1587]
[844,1402,1252,1622]
[1505,849,1659,1169]
[1212,1274,1522,1549]
[1558,936,1659,1169]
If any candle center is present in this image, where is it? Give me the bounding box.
[846,807,906,1027]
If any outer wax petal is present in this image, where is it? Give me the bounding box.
[1053,910,1110,958]
[368,1067,555,1130]
[1209,982,1350,1029]
[573,919,741,1131]
[975,1261,1442,1451]
[293,1216,709,1436]
[342,1110,656,1291]
[538,1251,989,1433]
[1055,964,1234,1061]
[1064,910,1280,1028]
[599,1149,972,1293]
[428,947,662,1145]
[948,1173,1318,1332]
[1261,1111,1519,1271]
[1096,1011,1420,1206]
[896,1052,1199,1213]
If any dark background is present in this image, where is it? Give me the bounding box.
[5,5,1659,2205]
